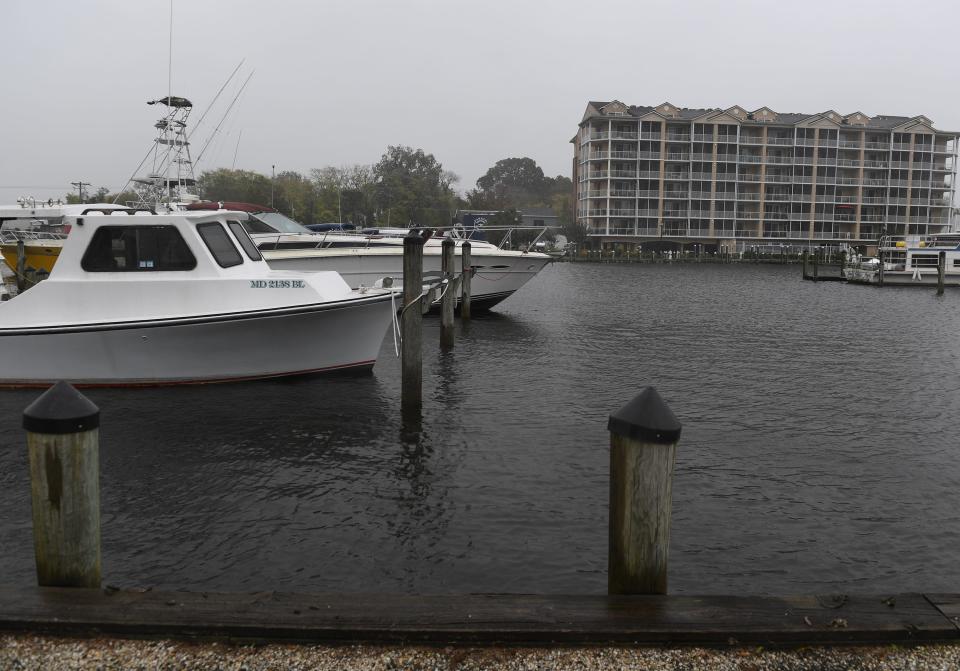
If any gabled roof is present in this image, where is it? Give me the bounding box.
[843,111,869,126]
[749,107,778,122]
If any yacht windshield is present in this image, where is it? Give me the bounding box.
[247,212,313,234]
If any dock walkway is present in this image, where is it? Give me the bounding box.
[1,587,957,647]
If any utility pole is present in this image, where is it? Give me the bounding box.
[71,181,90,204]
[270,164,275,209]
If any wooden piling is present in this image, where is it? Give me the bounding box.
[812,252,819,281]
[878,247,885,287]
[938,251,946,295]
[16,240,26,293]
[441,238,455,348]
[402,234,425,412]
[607,387,682,595]
[460,241,472,320]
[23,381,101,588]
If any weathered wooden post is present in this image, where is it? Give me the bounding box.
[440,238,455,348]
[16,239,26,293]
[812,251,819,281]
[460,241,472,320]
[23,381,101,588]
[607,387,682,595]
[402,234,425,412]
[938,251,946,296]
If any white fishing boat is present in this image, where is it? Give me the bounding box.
[0,208,397,386]
[188,203,553,310]
[844,235,960,286]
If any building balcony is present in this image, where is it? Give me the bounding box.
[663,172,689,180]
[691,172,712,180]
[690,153,712,161]
[795,138,817,146]
[663,191,688,199]
[837,159,861,167]
[838,140,861,149]
[740,136,763,145]
[864,141,890,150]
[738,155,762,163]
[638,152,661,160]
[766,174,793,183]
[690,191,712,199]
[893,142,911,151]
[765,194,791,202]
[609,170,638,178]
[610,189,636,197]
[638,171,660,179]
[666,134,691,142]
[863,160,888,168]
[609,209,637,217]
[768,137,793,146]
[738,173,761,182]
[637,209,659,217]
[717,136,738,144]
[714,192,736,199]
[693,134,713,142]
[765,155,794,164]
[640,132,662,141]
[794,157,814,165]
[638,190,660,198]
[837,177,861,185]
[738,192,761,200]
[666,153,690,161]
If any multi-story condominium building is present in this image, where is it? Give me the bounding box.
[573,101,959,249]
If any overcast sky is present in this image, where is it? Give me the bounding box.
[3,0,959,202]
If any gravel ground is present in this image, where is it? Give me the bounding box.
[2,636,960,670]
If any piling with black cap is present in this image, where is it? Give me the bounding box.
[402,234,425,412]
[23,381,101,588]
[460,241,472,320]
[937,250,945,296]
[441,237,455,348]
[607,387,681,595]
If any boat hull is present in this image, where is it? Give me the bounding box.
[1,242,61,274]
[263,250,551,309]
[0,295,394,387]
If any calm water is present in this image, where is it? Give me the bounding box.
[1,262,959,595]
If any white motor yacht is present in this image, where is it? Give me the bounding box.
[0,209,397,386]
[188,203,553,310]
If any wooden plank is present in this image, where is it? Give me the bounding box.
[927,594,960,630]
[0,589,957,646]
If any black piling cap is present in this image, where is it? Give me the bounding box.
[403,233,427,246]
[23,381,100,434]
[607,387,681,444]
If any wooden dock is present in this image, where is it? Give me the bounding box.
[0,587,957,647]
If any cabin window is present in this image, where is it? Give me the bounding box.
[81,225,196,272]
[228,220,263,261]
[197,222,243,268]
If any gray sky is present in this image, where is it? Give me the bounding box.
[3,0,959,203]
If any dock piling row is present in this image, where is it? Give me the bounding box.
[460,241,472,320]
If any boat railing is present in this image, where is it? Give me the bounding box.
[0,229,68,244]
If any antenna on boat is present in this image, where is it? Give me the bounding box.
[194,70,254,168]
[232,129,242,170]
[188,59,245,143]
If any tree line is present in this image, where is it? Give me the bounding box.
[68,147,586,242]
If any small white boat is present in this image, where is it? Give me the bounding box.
[0,209,397,386]
[188,204,553,310]
[844,235,960,286]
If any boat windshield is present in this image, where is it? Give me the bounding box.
[247,212,313,235]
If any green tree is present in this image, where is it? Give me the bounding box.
[373,146,458,228]
[475,157,546,208]
[197,168,273,206]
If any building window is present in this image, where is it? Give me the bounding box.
[197,222,243,268]
[81,225,196,272]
